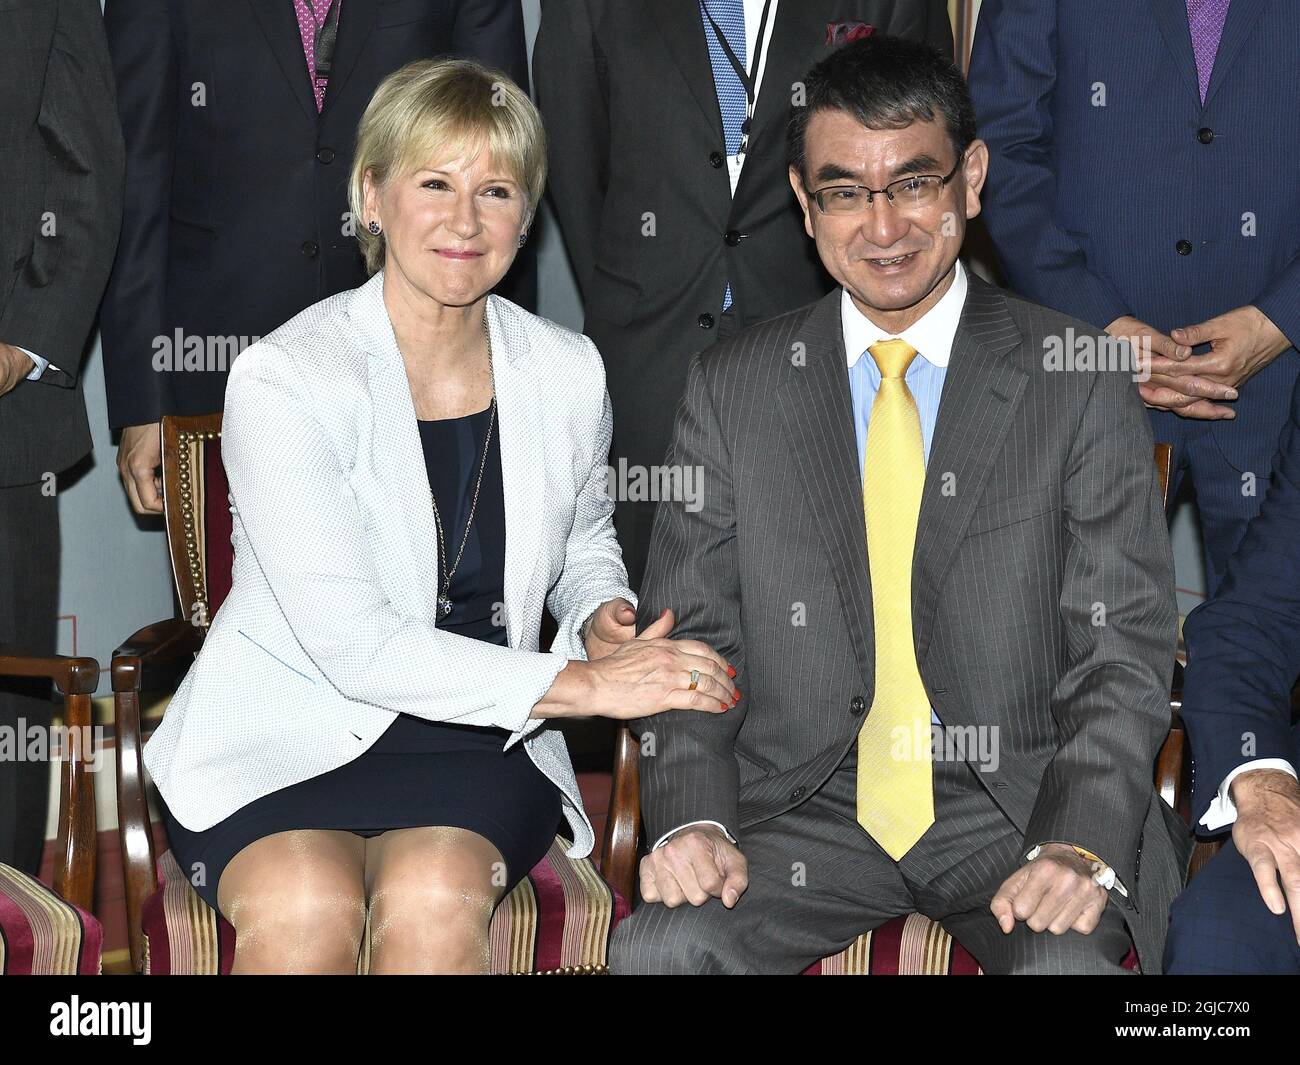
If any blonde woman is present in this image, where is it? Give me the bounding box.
[144,59,739,975]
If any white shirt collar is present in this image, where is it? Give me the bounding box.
[842,260,968,370]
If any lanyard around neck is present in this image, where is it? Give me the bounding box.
[306,0,341,78]
[700,0,774,155]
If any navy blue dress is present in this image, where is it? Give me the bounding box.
[160,404,562,915]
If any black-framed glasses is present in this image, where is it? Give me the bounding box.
[811,156,964,215]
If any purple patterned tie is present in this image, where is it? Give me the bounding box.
[1187,0,1231,105]
[294,0,342,112]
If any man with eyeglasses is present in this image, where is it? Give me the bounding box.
[611,35,1190,974]
[535,0,952,593]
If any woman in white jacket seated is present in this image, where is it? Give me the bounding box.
[143,58,739,975]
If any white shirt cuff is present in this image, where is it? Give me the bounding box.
[18,346,48,380]
[1024,842,1128,898]
[652,820,736,850]
[1199,759,1299,831]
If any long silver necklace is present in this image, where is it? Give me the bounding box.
[429,312,496,619]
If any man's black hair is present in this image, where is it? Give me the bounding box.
[787,35,978,185]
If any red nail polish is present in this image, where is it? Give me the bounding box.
[719,701,728,710]
[726,665,736,677]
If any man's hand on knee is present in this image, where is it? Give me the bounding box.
[990,843,1109,936]
[1231,769,1300,943]
[638,825,748,909]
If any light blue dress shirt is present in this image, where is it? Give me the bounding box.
[842,261,970,725]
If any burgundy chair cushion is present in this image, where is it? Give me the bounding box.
[203,439,233,616]
[802,914,983,974]
[802,915,1139,974]
[0,864,102,975]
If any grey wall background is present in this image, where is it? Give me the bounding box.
[54,0,1206,684]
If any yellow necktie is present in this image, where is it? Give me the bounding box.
[856,338,934,859]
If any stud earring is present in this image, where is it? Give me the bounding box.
[367,220,381,235]
[517,231,528,247]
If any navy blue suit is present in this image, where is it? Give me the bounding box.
[1163,376,1300,973]
[101,0,531,431]
[969,0,1300,594]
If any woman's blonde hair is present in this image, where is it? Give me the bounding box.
[348,58,547,275]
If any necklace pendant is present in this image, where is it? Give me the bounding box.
[437,595,454,618]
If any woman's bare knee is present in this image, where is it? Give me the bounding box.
[219,830,367,974]
[365,827,503,974]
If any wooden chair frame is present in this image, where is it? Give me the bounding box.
[0,649,100,910]
[113,414,218,973]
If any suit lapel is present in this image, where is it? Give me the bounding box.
[353,273,443,623]
[648,0,726,142]
[912,279,1027,664]
[321,0,379,117]
[776,288,876,693]
[350,277,545,645]
[485,296,547,650]
[1147,0,1203,107]
[1202,0,1268,108]
[775,280,1029,687]
[735,0,828,179]
[246,0,319,122]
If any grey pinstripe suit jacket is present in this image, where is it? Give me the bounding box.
[633,274,1194,970]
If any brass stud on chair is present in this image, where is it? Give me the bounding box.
[173,429,210,625]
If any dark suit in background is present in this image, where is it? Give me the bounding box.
[1165,375,1300,973]
[534,0,952,589]
[0,0,124,873]
[968,0,1300,595]
[613,278,1191,974]
[101,0,530,432]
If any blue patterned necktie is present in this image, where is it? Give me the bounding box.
[1186,0,1231,105]
[701,0,746,312]
[702,0,748,154]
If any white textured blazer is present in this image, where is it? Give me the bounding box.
[143,269,636,859]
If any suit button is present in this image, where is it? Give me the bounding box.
[709,151,724,168]
[316,146,336,163]
[724,229,743,246]
[1196,127,1214,144]
[1176,239,1193,256]
[849,695,866,715]
[789,785,807,802]
[698,313,715,329]
[301,240,319,259]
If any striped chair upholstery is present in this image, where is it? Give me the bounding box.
[141,837,628,975]
[0,864,103,975]
[799,914,1138,974]
[803,914,983,975]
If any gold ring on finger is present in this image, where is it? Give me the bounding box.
[688,669,700,691]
